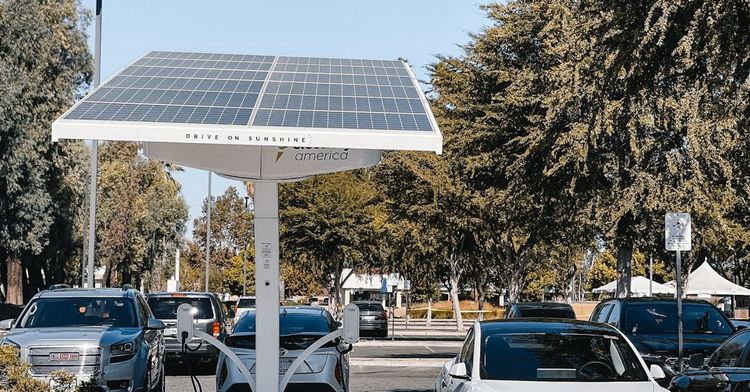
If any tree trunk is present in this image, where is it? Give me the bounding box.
[477,284,485,321]
[615,242,633,298]
[449,274,463,332]
[6,256,23,305]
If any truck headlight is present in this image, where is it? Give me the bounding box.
[110,341,137,362]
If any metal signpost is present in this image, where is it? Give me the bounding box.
[665,212,691,372]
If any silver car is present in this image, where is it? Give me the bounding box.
[0,285,166,392]
[216,306,351,392]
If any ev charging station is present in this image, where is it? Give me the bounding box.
[51,50,442,391]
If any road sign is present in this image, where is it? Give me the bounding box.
[665,213,691,251]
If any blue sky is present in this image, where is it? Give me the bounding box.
[81,0,489,237]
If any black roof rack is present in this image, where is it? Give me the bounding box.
[48,284,71,291]
[122,284,134,291]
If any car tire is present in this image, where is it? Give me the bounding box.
[379,330,388,338]
[151,363,165,392]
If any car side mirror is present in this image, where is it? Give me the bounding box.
[0,319,14,331]
[737,325,747,330]
[336,321,343,329]
[688,353,706,369]
[649,364,666,379]
[449,362,469,379]
[146,318,165,330]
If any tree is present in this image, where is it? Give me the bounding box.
[192,186,253,293]
[96,142,187,288]
[0,0,91,304]
[280,171,384,311]
[375,152,480,330]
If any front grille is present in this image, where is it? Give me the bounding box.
[28,346,101,376]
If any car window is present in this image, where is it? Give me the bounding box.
[237,298,256,308]
[479,332,648,382]
[595,304,613,323]
[624,303,733,335]
[517,307,576,319]
[607,302,621,327]
[458,329,475,376]
[147,297,215,320]
[19,298,138,328]
[234,311,333,335]
[355,303,384,312]
[711,331,750,368]
[136,295,151,325]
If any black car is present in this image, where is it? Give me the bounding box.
[146,292,231,364]
[670,328,750,392]
[352,301,388,337]
[504,302,576,319]
[591,298,736,385]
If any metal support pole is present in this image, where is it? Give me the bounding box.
[676,250,684,372]
[254,182,280,391]
[243,196,249,297]
[205,172,212,292]
[649,255,653,297]
[175,247,180,291]
[86,0,103,289]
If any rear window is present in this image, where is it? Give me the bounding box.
[237,298,256,308]
[624,303,733,335]
[147,296,214,320]
[235,311,333,335]
[518,307,575,319]
[356,303,384,312]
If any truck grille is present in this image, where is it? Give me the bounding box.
[28,346,101,376]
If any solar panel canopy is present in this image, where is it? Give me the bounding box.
[52,51,442,153]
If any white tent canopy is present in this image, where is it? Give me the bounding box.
[593,276,675,296]
[684,261,750,296]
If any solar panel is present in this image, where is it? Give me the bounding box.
[62,51,435,132]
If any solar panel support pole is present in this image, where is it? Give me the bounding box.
[254,181,281,391]
[86,0,103,289]
[205,171,212,292]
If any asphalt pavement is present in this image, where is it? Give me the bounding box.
[165,339,459,392]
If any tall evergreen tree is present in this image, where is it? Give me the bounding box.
[0,0,91,304]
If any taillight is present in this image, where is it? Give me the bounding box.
[218,360,228,386]
[224,337,236,347]
[334,357,343,385]
[212,321,221,337]
[375,312,387,320]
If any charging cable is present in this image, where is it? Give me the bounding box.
[181,331,203,392]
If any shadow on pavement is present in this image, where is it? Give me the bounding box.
[165,357,217,376]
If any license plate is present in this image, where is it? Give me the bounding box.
[49,352,79,361]
[363,316,375,321]
[166,328,177,337]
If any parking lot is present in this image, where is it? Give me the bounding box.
[165,339,458,392]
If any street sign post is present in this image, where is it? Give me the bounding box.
[665,212,691,372]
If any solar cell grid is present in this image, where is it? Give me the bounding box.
[62,51,436,133]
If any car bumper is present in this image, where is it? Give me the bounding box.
[30,354,148,392]
[219,353,345,392]
[359,320,387,331]
[164,336,218,359]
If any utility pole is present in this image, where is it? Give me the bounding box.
[205,171,212,292]
[86,0,103,288]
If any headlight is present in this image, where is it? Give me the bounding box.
[0,339,20,349]
[110,341,137,356]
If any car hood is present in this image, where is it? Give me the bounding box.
[627,333,728,356]
[475,380,663,392]
[3,326,142,348]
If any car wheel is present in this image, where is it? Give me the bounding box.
[151,363,165,392]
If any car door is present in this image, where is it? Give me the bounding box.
[138,294,162,384]
[447,328,474,392]
[685,331,750,392]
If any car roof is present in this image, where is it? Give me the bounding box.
[36,288,135,299]
[479,319,618,335]
[352,300,382,304]
[513,302,573,309]
[146,291,216,298]
[604,297,713,305]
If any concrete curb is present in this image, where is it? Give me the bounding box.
[354,340,461,348]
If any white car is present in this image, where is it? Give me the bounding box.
[233,295,256,320]
[436,319,670,392]
[216,306,351,392]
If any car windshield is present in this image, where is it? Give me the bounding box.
[356,303,384,312]
[518,307,575,319]
[19,298,137,328]
[481,332,648,382]
[624,303,733,335]
[147,297,214,320]
[229,311,334,350]
[237,298,256,308]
